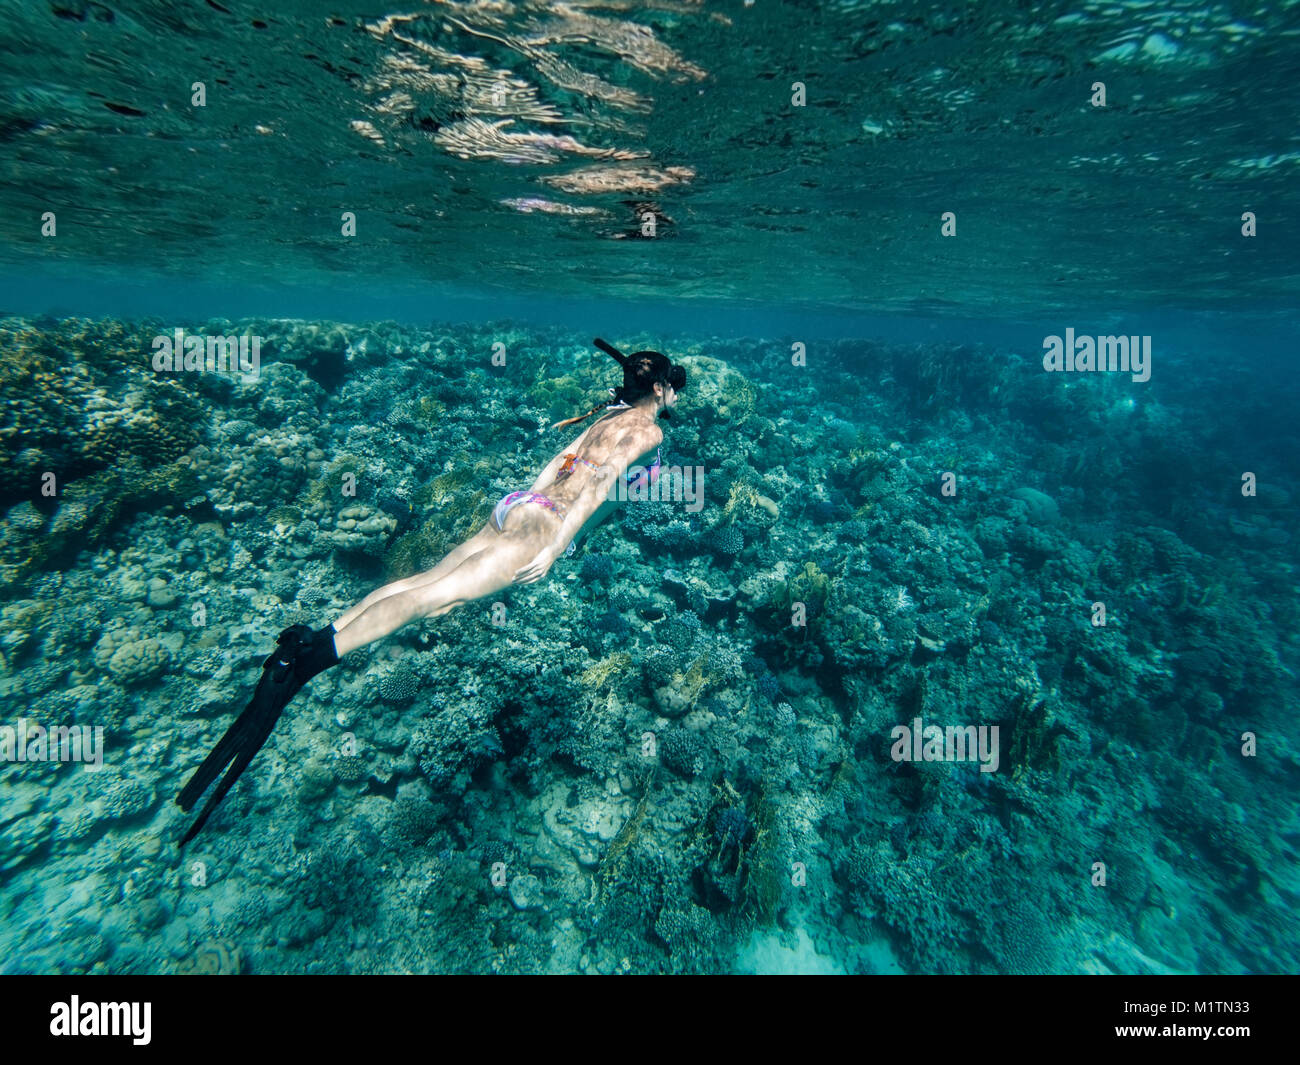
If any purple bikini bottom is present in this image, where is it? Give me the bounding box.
[492,491,562,531]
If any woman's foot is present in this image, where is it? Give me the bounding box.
[176,623,338,844]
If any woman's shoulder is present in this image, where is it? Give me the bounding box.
[615,412,663,448]
[579,410,660,459]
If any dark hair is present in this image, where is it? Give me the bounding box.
[552,339,687,429]
[613,350,685,404]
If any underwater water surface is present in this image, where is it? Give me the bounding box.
[0,0,1297,977]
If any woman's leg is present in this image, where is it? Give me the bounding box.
[331,526,492,633]
[331,535,536,656]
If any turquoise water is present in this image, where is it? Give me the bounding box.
[0,1,1297,975]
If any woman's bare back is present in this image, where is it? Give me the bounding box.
[534,407,662,509]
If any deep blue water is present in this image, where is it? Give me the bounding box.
[0,0,1296,977]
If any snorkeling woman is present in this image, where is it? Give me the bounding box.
[176,339,687,843]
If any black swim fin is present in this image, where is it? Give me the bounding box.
[177,623,338,844]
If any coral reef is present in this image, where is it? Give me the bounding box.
[1,316,1294,978]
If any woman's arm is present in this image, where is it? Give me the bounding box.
[527,451,567,494]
